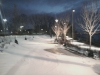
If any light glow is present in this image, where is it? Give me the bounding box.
[55,19,58,22]
[41,29,43,30]
[20,26,24,28]
[55,26,57,27]
[72,10,75,12]
[3,19,7,22]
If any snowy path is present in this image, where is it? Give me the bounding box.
[0,35,100,75]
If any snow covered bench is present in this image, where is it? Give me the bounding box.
[65,43,100,59]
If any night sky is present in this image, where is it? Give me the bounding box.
[1,0,86,17]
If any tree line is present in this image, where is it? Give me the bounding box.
[6,4,55,35]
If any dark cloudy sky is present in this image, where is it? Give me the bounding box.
[1,0,98,18]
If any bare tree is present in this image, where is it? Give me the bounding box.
[60,17,71,42]
[52,22,61,41]
[29,14,39,33]
[78,0,100,49]
[12,4,20,34]
[30,14,55,34]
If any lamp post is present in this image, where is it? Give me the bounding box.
[55,19,58,41]
[55,19,58,28]
[55,19,58,29]
[41,29,43,34]
[20,26,24,34]
[20,26,24,31]
[72,9,75,41]
[3,19,7,35]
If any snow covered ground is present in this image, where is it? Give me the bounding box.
[66,36,100,51]
[0,35,100,75]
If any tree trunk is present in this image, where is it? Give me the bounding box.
[64,33,66,42]
[90,35,92,50]
[56,35,57,39]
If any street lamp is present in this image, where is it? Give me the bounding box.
[3,19,7,22]
[72,9,75,41]
[19,26,24,34]
[55,19,59,41]
[20,26,24,29]
[55,19,58,28]
[55,19,58,29]
[41,29,43,31]
[55,19,58,23]
[3,19,7,35]
[41,29,43,34]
